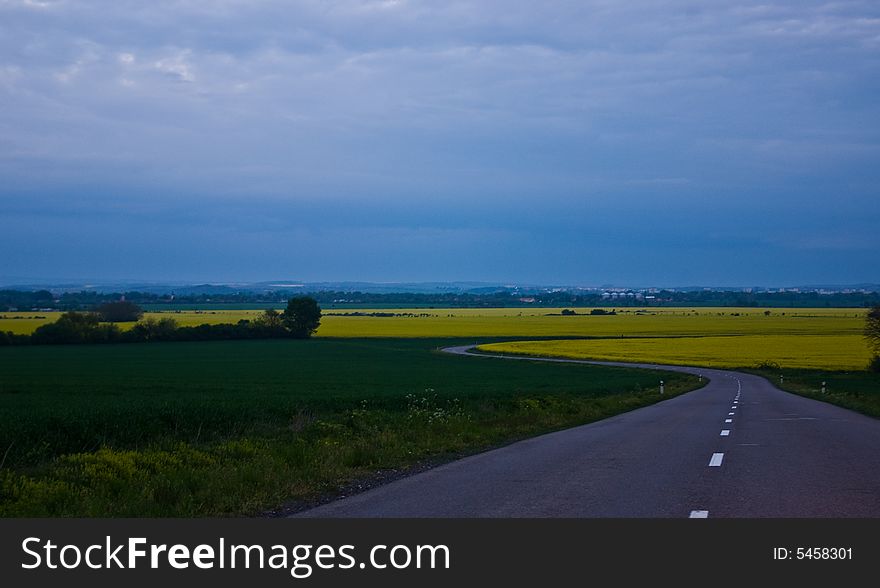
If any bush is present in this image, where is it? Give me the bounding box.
[869,356,880,373]
[95,301,144,322]
[31,312,121,344]
[755,360,781,370]
[866,306,880,356]
[128,317,179,342]
[252,309,288,338]
[6,305,322,347]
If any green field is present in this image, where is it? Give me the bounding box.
[752,368,880,418]
[0,338,700,516]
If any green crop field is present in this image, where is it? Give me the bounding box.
[0,338,700,516]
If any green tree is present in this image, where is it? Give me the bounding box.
[131,317,178,342]
[95,300,144,322]
[31,311,120,344]
[282,297,321,338]
[866,305,880,370]
[254,308,283,329]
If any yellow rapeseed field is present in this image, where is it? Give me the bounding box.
[478,335,870,371]
[0,310,267,335]
[0,307,870,370]
[317,307,865,339]
[0,307,866,338]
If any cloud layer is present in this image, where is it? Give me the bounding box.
[1,1,878,284]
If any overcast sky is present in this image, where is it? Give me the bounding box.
[1,0,878,286]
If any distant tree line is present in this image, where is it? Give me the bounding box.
[323,312,433,317]
[551,309,617,316]
[2,288,880,312]
[0,297,321,346]
[0,289,55,311]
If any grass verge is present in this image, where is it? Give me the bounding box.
[748,368,880,418]
[474,341,879,419]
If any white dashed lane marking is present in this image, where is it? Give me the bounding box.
[689,377,742,517]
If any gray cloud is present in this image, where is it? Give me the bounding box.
[1,1,878,284]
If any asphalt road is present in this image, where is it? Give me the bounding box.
[297,346,880,518]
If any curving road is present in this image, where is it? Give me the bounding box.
[297,345,880,518]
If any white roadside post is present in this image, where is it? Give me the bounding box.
[660,380,665,395]
[822,381,827,394]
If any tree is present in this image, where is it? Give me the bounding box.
[31,311,120,344]
[130,317,178,342]
[282,297,321,338]
[96,300,144,322]
[251,308,287,338]
[866,305,880,369]
[254,308,284,329]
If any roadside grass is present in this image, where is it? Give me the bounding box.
[748,368,880,419]
[475,339,880,419]
[0,338,701,516]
